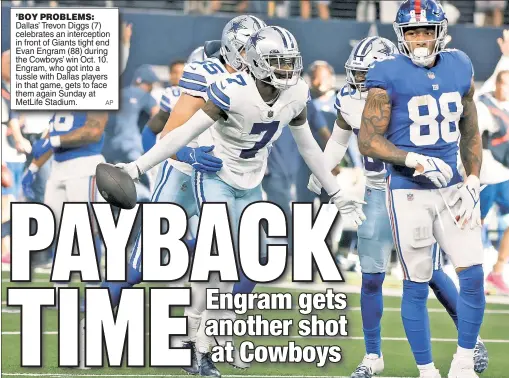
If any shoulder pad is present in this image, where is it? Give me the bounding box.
[179,58,228,99]
[365,55,399,91]
[207,71,250,112]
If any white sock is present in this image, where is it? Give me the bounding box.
[183,307,202,342]
[418,362,436,371]
[456,345,474,359]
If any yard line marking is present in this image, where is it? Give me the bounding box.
[1,374,414,378]
[4,279,509,305]
[2,331,508,343]
[3,304,509,315]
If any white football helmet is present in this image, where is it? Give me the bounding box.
[345,36,397,92]
[244,26,303,90]
[187,46,206,63]
[220,15,266,70]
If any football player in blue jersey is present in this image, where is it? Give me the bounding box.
[308,35,488,378]
[22,111,108,293]
[358,1,485,377]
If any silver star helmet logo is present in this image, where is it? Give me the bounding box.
[229,18,247,34]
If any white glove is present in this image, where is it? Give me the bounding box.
[448,175,482,229]
[115,162,140,180]
[308,174,322,195]
[331,190,367,226]
[405,152,453,188]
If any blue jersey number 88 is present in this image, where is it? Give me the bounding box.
[408,92,462,146]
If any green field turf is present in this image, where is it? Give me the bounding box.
[2,272,508,378]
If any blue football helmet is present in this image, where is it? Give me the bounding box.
[393,0,448,67]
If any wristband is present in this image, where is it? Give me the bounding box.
[49,135,61,148]
[28,163,39,173]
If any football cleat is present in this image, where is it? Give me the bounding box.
[198,352,221,377]
[181,341,199,375]
[473,339,489,373]
[448,353,479,378]
[350,354,384,378]
[419,368,442,378]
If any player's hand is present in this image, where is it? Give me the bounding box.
[31,139,52,160]
[331,190,367,226]
[22,166,38,199]
[121,22,133,46]
[448,175,482,229]
[15,137,32,154]
[176,146,223,173]
[497,29,509,56]
[115,162,140,180]
[405,152,453,188]
[307,174,322,195]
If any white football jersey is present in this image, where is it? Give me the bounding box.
[475,99,509,184]
[160,86,182,113]
[165,58,231,176]
[335,85,386,190]
[203,71,309,190]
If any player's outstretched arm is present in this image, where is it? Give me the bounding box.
[289,107,341,196]
[133,100,224,176]
[358,88,407,165]
[159,94,207,139]
[459,80,482,178]
[52,112,108,148]
[324,110,353,169]
[307,111,353,194]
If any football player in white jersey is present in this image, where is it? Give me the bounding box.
[96,15,267,376]
[308,36,488,378]
[114,25,365,376]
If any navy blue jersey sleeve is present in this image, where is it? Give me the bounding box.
[307,101,327,133]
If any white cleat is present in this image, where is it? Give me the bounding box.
[229,342,250,369]
[419,368,441,378]
[350,354,384,377]
[448,354,479,378]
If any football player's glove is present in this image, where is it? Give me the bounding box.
[405,152,453,188]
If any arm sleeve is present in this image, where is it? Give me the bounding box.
[289,121,341,196]
[135,109,215,174]
[323,122,353,170]
[479,55,509,96]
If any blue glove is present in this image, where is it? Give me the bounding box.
[31,138,52,159]
[176,146,223,173]
[141,125,157,153]
[22,168,37,200]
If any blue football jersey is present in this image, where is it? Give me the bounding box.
[366,49,473,189]
[49,112,104,162]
